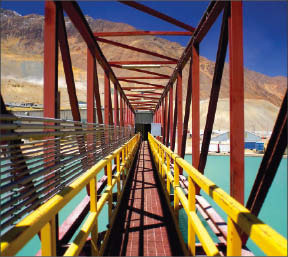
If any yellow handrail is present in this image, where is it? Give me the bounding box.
[1,133,140,256]
[148,133,287,256]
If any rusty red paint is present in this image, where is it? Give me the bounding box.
[58,7,81,122]
[192,44,200,170]
[109,61,177,65]
[110,63,170,78]
[119,79,165,89]
[119,1,195,32]
[114,83,119,126]
[94,31,193,37]
[228,1,244,204]
[177,70,183,160]
[104,71,110,125]
[169,88,173,148]
[87,49,95,123]
[95,37,177,62]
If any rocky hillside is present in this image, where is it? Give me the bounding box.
[1,8,286,130]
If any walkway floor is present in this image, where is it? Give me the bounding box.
[104,141,184,256]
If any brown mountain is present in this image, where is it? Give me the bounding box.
[1,8,286,130]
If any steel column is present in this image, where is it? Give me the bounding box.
[162,100,165,140]
[58,6,80,122]
[164,94,168,146]
[169,88,174,148]
[198,6,228,174]
[114,83,119,126]
[228,1,244,204]
[177,70,183,159]
[87,49,95,123]
[181,59,192,158]
[120,96,124,126]
[192,44,200,170]
[44,1,58,119]
[171,88,178,152]
[104,71,111,125]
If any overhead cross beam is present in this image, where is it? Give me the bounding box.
[119,1,195,32]
[95,36,178,62]
[94,31,193,37]
[109,61,177,65]
[119,79,165,88]
[110,64,170,78]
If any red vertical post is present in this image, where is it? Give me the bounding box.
[169,88,173,147]
[192,44,200,169]
[44,1,58,119]
[120,96,124,126]
[87,49,95,124]
[164,94,168,146]
[177,70,183,159]
[228,1,244,204]
[114,83,119,126]
[162,99,165,141]
[104,71,110,125]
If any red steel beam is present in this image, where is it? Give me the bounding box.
[114,83,120,126]
[192,44,200,176]
[87,49,95,123]
[162,100,165,139]
[95,37,177,62]
[93,61,103,124]
[127,95,160,100]
[109,61,177,65]
[244,90,287,244]
[164,94,168,145]
[58,6,80,122]
[44,1,58,119]
[104,71,111,125]
[177,70,183,161]
[119,1,195,32]
[169,87,173,147]
[120,96,124,126]
[60,1,134,113]
[117,76,169,80]
[165,93,171,146]
[171,87,178,152]
[122,86,164,90]
[198,6,228,174]
[180,59,192,158]
[94,31,193,37]
[110,63,170,78]
[228,1,244,204]
[120,79,165,88]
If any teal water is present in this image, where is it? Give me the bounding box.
[16,168,112,256]
[179,155,287,256]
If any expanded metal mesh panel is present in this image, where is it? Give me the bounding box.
[0,114,134,233]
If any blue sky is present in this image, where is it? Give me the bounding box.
[1,1,287,77]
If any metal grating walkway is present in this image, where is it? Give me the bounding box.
[104,141,184,256]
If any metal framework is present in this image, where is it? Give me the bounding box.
[0,0,286,255]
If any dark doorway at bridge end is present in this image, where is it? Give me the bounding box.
[135,111,153,141]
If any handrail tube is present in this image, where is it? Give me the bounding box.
[1,134,140,256]
[148,133,287,256]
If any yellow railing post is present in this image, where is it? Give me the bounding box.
[41,217,57,256]
[227,217,242,256]
[107,159,112,223]
[161,150,165,178]
[90,176,98,255]
[158,146,162,174]
[188,176,196,255]
[117,152,121,201]
[167,155,171,195]
[174,161,179,222]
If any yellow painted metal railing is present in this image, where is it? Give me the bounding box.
[1,133,140,256]
[148,133,287,256]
